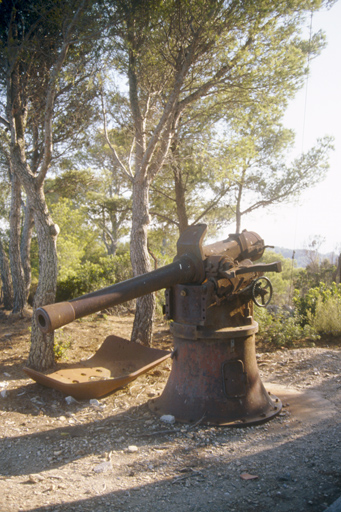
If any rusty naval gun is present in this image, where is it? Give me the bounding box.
[27,224,282,426]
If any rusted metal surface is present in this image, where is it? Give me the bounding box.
[203,230,266,262]
[23,335,171,400]
[150,323,281,426]
[165,282,255,329]
[156,268,282,425]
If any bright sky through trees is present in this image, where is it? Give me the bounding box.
[227,1,341,254]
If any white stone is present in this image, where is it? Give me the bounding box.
[160,414,175,424]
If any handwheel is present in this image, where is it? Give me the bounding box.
[251,277,273,307]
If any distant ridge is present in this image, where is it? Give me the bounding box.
[272,247,337,268]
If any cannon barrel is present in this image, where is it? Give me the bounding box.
[36,254,200,333]
[35,226,267,334]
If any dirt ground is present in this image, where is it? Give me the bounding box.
[0,309,340,512]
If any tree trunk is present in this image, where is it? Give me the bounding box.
[173,165,189,235]
[8,131,59,370]
[27,187,59,370]
[11,141,59,370]
[21,198,35,300]
[235,209,241,234]
[235,179,244,234]
[0,238,13,310]
[4,0,87,369]
[9,173,27,313]
[130,177,155,346]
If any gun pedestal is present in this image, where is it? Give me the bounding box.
[150,284,281,426]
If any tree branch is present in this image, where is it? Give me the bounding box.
[149,210,179,228]
[150,184,176,203]
[38,0,88,186]
[193,186,231,225]
[100,87,134,182]
[0,115,10,129]
[177,36,253,116]
[139,37,199,176]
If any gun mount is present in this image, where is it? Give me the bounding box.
[35,225,279,333]
[27,224,283,426]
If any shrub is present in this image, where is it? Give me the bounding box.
[307,295,341,336]
[294,282,341,327]
[255,307,318,348]
[258,250,299,306]
[56,253,132,301]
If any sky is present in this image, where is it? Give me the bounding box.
[225,1,341,255]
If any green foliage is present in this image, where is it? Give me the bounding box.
[40,174,133,303]
[56,252,132,301]
[216,101,333,232]
[46,166,132,258]
[27,323,73,360]
[0,0,100,172]
[294,282,341,324]
[147,226,178,267]
[295,258,336,293]
[150,125,235,235]
[255,307,318,348]
[254,277,341,348]
[54,329,72,361]
[1,0,336,353]
[258,250,298,305]
[48,198,104,281]
[294,282,341,333]
[103,0,331,244]
[308,295,341,336]
[45,170,98,203]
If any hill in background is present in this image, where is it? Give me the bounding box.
[273,247,337,268]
